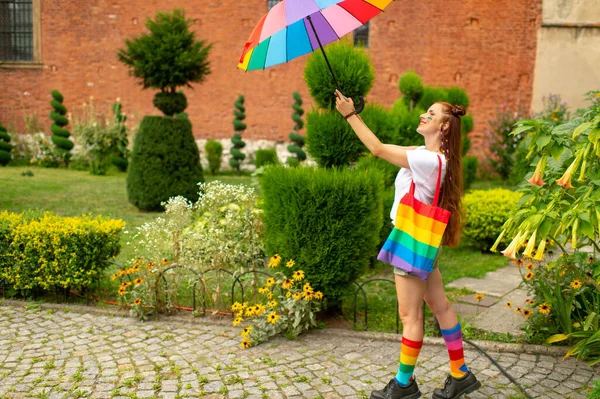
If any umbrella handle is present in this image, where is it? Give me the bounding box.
[354,96,365,114]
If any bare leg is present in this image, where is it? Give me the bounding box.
[395,274,427,340]
[423,268,458,330]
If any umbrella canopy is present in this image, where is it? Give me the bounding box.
[238,0,393,71]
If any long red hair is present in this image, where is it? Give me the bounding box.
[436,102,465,247]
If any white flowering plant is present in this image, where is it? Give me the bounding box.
[232,255,324,348]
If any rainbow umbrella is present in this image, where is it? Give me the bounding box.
[237,0,394,112]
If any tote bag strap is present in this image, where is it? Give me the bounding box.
[408,154,444,207]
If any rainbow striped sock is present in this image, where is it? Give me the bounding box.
[441,322,469,378]
[395,337,422,386]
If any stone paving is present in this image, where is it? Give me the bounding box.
[0,304,598,399]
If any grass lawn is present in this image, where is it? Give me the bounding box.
[1,167,511,334]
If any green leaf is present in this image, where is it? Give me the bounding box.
[536,135,552,149]
[573,122,592,139]
[589,127,600,143]
[546,334,569,344]
[511,125,534,136]
[550,145,565,162]
[584,312,597,331]
[579,219,595,240]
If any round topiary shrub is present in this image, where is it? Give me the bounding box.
[0,123,12,166]
[463,188,522,251]
[255,149,279,168]
[304,40,374,111]
[399,70,424,109]
[126,116,204,211]
[50,89,73,162]
[153,91,188,117]
[204,139,223,175]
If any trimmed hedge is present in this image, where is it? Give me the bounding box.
[127,116,204,211]
[255,149,279,168]
[0,211,125,291]
[261,166,384,305]
[463,189,522,251]
[356,153,399,188]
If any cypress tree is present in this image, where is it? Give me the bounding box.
[287,91,306,167]
[50,90,73,164]
[229,95,246,174]
[0,123,12,166]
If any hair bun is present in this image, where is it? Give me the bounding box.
[451,105,466,117]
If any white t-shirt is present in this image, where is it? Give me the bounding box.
[390,146,447,223]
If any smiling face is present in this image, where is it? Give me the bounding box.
[416,103,448,137]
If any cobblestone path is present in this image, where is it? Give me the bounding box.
[0,305,597,399]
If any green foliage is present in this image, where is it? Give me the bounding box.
[261,166,384,305]
[355,153,399,188]
[487,103,530,179]
[536,93,570,125]
[304,41,374,111]
[588,379,600,399]
[416,86,448,111]
[255,149,279,168]
[463,156,478,190]
[117,9,212,114]
[399,70,424,109]
[445,87,470,108]
[0,211,124,292]
[0,123,12,166]
[288,92,306,164]
[390,100,425,147]
[49,89,73,164]
[463,189,522,251]
[379,189,396,254]
[126,116,204,211]
[204,139,223,175]
[152,91,188,117]
[230,95,246,173]
[110,101,130,172]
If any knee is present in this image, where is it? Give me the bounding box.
[398,306,423,326]
[425,297,451,317]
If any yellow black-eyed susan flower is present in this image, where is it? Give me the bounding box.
[474,293,485,302]
[522,309,532,319]
[570,280,582,289]
[293,292,302,300]
[515,306,523,314]
[505,302,513,309]
[286,259,295,268]
[588,256,595,264]
[241,326,252,337]
[258,287,269,294]
[266,312,280,324]
[268,300,278,308]
[268,254,281,268]
[267,293,273,300]
[134,278,143,285]
[255,304,266,316]
[525,271,534,281]
[282,279,293,290]
[525,298,535,305]
[118,288,126,296]
[538,303,551,315]
[125,281,133,287]
[133,298,141,306]
[292,270,305,281]
[302,292,313,301]
[265,278,275,287]
[314,292,323,300]
[245,307,255,317]
[303,283,313,293]
[231,302,242,312]
[286,292,292,298]
[161,258,170,265]
[526,263,534,271]
[233,317,243,327]
[240,337,252,349]
[514,259,524,267]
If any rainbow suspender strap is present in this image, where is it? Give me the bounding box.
[377,155,450,281]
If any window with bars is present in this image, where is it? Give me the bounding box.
[354,22,370,48]
[267,0,281,11]
[0,0,34,61]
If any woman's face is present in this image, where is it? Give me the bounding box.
[416,103,446,137]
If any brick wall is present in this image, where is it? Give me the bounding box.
[0,0,541,157]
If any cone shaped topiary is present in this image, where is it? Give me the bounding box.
[229,95,246,174]
[126,116,204,211]
[110,101,130,171]
[0,123,12,166]
[50,90,73,163]
[287,91,306,166]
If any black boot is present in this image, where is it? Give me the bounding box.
[370,378,421,399]
[432,372,481,399]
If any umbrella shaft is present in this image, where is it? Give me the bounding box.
[306,15,341,92]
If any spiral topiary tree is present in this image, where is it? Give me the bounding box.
[110,100,130,172]
[287,91,305,167]
[0,123,12,166]
[229,95,246,175]
[50,90,73,164]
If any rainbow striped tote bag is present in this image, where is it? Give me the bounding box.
[377,155,450,281]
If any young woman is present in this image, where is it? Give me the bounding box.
[334,90,481,399]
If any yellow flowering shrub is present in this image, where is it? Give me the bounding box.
[232,255,324,348]
[0,211,125,291]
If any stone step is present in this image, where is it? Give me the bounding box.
[471,288,529,336]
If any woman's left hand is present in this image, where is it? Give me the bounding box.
[334,90,356,117]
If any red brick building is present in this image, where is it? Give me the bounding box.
[0,0,542,158]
